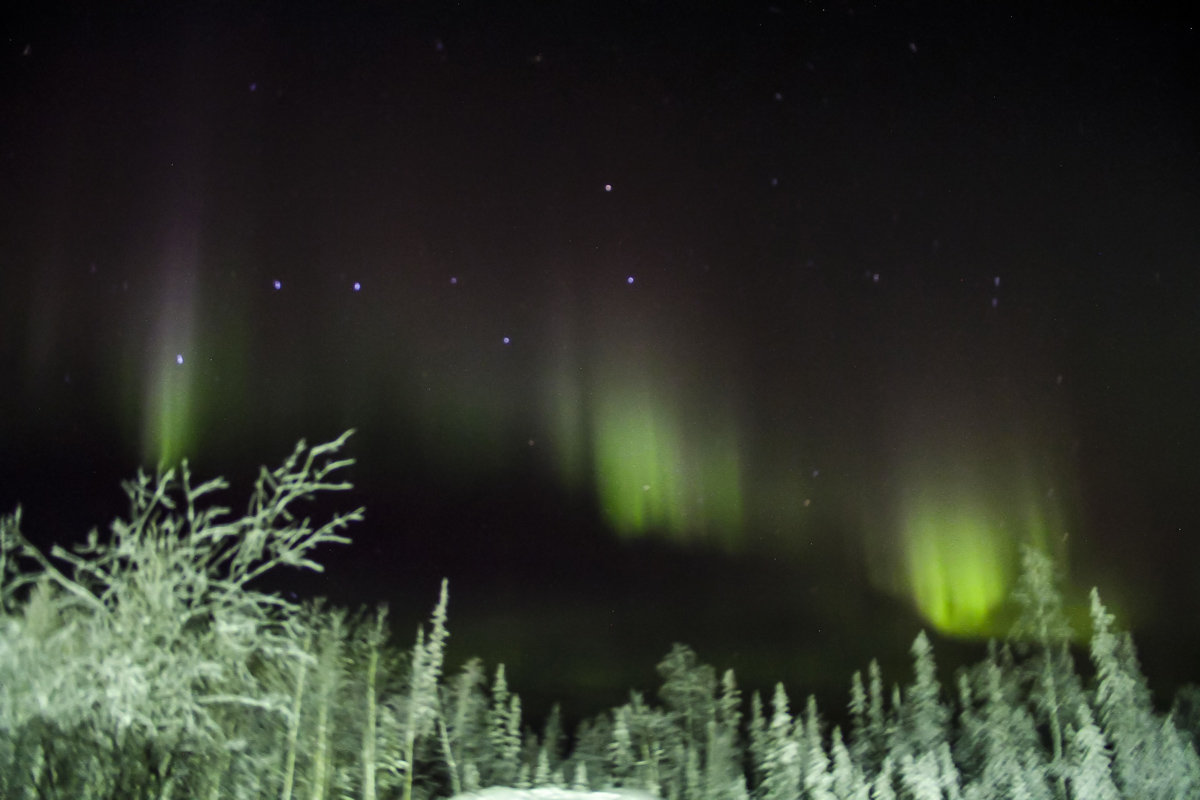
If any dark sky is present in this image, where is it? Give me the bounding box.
[2,3,1198,723]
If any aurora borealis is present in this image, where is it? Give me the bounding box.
[2,3,1198,720]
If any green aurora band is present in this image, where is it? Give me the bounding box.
[589,378,744,548]
[106,255,1088,639]
[141,269,199,468]
[542,299,747,550]
[899,488,1015,637]
[144,347,195,468]
[885,434,1074,638]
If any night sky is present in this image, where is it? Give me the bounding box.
[2,3,1198,725]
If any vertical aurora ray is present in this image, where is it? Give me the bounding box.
[131,167,211,468]
[145,348,195,466]
[591,379,685,536]
[589,380,744,548]
[141,259,200,467]
[878,427,1075,638]
[860,313,1082,637]
[538,269,747,547]
[898,486,1014,636]
[552,298,746,549]
[542,303,590,496]
[129,61,213,469]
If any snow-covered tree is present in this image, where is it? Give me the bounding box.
[0,431,362,798]
[569,713,614,790]
[957,652,1051,800]
[488,664,524,786]
[613,691,677,795]
[830,725,870,800]
[746,690,768,791]
[703,669,744,800]
[395,579,450,800]
[892,631,950,763]
[441,656,489,794]
[303,604,350,800]
[898,751,943,800]
[870,755,898,800]
[1010,545,1084,795]
[657,643,718,748]
[1089,587,1176,798]
[1063,704,1120,800]
[759,683,800,800]
[1171,683,1200,752]
[799,695,835,800]
[849,660,889,777]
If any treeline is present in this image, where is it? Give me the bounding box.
[1,432,1198,799]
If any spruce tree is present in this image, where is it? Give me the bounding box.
[894,631,950,761]
[540,703,567,779]
[1064,704,1120,800]
[960,654,1051,800]
[1171,684,1200,751]
[399,580,449,800]
[1010,544,1082,795]
[622,691,674,796]
[898,751,943,800]
[759,683,800,800]
[935,742,963,800]
[849,669,869,745]
[657,643,717,750]
[570,713,613,789]
[440,656,489,795]
[705,670,743,800]
[1088,588,1167,798]
[800,695,835,800]
[870,755,897,800]
[486,665,523,787]
[849,659,889,777]
[830,726,871,800]
[747,690,768,791]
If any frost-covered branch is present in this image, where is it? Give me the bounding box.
[0,432,365,797]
